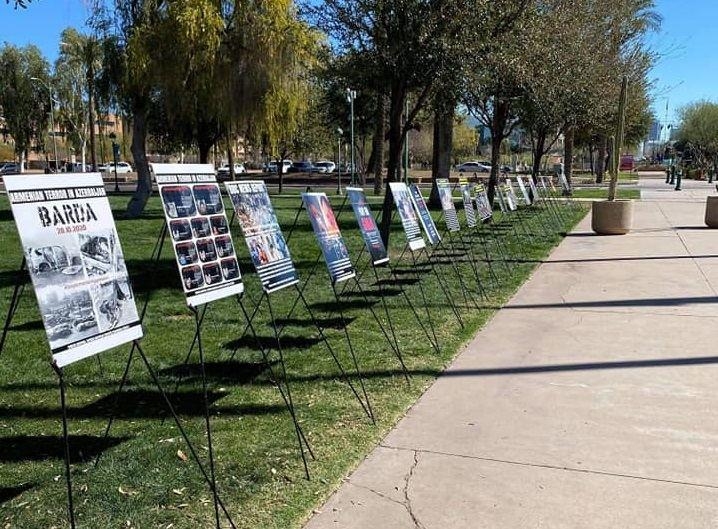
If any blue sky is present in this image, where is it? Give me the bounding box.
[0,0,713,126]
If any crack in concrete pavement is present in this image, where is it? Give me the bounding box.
[379,444,718,491]
[402,450,426,529]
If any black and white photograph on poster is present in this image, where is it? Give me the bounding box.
[459,179,477,228]
[515,176,532,205]
[436,179,460,232]
[346,187,388,266]
[474,184,493,221]
[153,163,244,306]
[389,182,426,251]
[225,180,299,293]
[303,192,356,284]
[409,184,441,245]
[4,173,142,368]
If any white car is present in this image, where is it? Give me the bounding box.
[456,161,491,173]
[266,160,292,173]
[103,162,133,174]
[216,163,246,180]
[314,161,336,173]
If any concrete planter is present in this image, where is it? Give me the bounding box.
[704,196,718,228]
[591,200,633,235]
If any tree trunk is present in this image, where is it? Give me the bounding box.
[126,107,151,218]
[429,103,453,207]
[487,97,509,205]
[564,125,574,189]
[379,87,406,246]
[198,139,212,164]
[596,134,607,183]
[227,135,235,180]
[531,129,547,178]
[373,92,386,196]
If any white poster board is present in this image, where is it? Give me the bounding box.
[389,182,426,251]
[4,173,142,367]
[152,164,244,306]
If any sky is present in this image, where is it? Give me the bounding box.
[0,0,715,128]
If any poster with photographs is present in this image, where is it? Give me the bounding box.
[527,176,541,203]
[4,174,142,368]
[502,184,519,211]
[408,184,441,245]
[495,185,508,213]
[459,178,477,228]
[346,187,389,266]
[389,182,426,252]
[303,192,356,284]
[474,184,493,221]
[153,164,244,307]
[558,172,570,193]
[224,180,299,293]
[436,179,460,232]
[516,176,531,206]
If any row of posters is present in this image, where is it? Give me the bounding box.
[8,167,552,368]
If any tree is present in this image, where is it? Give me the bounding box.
[0,44,50,167]
[57,28,104,171]
[678,101,718,177]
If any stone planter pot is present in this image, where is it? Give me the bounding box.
[591,200,633,235]
[704,196,718,228]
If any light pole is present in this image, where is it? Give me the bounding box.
[31,77,59,172]
[346,88,356,185]
[336,127,343,195]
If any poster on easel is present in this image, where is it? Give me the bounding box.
[4,173,143,367]
[502,183,519,211]
[408,183,441,245]
[389,182,426,251]
[224,180,299,293]
[515,176,532,205]
[436,179,460,232]
[538,175,549,193]
[459,178,477,228]
[495,185,508,213]
[474,184,493,221]
[527,175,541,202]
[558,172,570,193]
[303,192,356,284]
[346,187,389,266]
[152,164,244,307]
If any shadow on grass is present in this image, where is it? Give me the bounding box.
[223,334,324,352]
[0,435,129,463]
[159,360,269,384]
[310,299,378,312]
[10,319,44,331]
[273,316,355,329]
[0,482,35,504]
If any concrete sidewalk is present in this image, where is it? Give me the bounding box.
[304,174,718,529]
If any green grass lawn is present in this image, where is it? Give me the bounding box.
[572,187,640,200]
[0,190,586,528]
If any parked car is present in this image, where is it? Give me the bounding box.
[0,162,21,175]
[287,161,317,173]
[265,160,292,173]
[216,163,246,181]
[314,160,336,173]
[456,161,491,173]
[102,162,133,174]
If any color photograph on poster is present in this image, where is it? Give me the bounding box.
[303,192,356,284]
[436,179,460,232]
[474,184,493,221]
[346,187,389,266]
[224,180,299,293]
[515,176,531,205]
[459,179,477,228]
[389,182,426,251]
[153,164,244,307]
[408,183,441,245]
[4,173,142,367]
[502,184,519,211]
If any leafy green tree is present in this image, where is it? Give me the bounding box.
[678,101,718,176]
[0,44,50,167]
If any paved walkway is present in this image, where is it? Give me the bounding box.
[305,173,718,529]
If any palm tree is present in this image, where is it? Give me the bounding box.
[58,28,104,171]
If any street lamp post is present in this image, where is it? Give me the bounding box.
[336,127,343,195]
[31,77,59,172]
[346,88,356,185]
